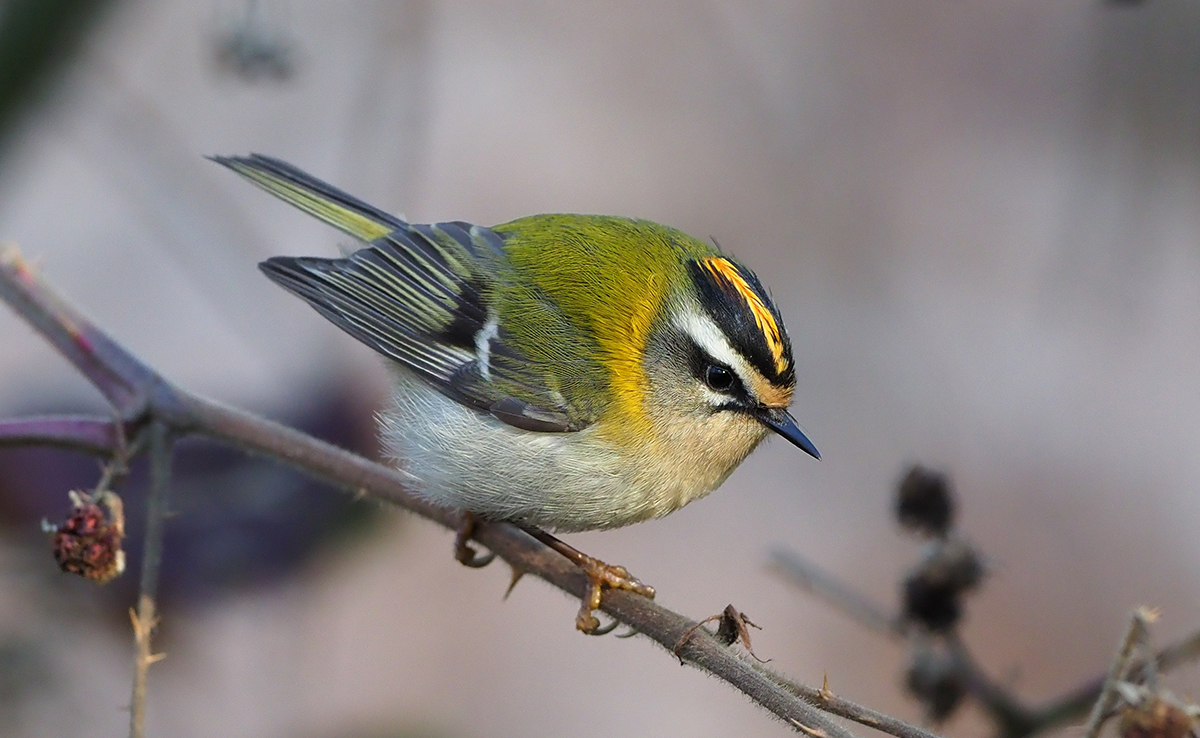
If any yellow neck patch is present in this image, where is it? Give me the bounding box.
[699,257,788,375]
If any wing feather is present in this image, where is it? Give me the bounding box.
[216,154,597,432]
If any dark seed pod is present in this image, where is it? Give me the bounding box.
[905,641,967,722]
[902,538,984,631]
[896,465,955,537]
[903,570,961,632]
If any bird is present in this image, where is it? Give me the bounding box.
[214,154,819,632]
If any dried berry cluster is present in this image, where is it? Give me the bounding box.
[49,490,126,584]
[777,461,1200,737]
[897,467,984,632]
[895,465,985,722]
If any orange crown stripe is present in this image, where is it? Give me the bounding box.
[700,257,788,374]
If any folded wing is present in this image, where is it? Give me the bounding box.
[215,154,596,432]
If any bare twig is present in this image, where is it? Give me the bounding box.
[769,546,904,638]
[944,634,1039,738]
[0,247,938,738]
[1082,607,1158,738]
[128,598,163,736]
[0,246,157,415]
[1018,625,1200,736]
[771,544,1200,738]
[1155,628,1200,674]
[772,545,1043,733]
[129,420,173,738]
[0,414,123,454]
[763,668,945,738]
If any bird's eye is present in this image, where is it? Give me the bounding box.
[704,364,735,392]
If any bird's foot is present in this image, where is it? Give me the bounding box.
[527,529,655,633]
[453,512,496,568]
[574,555,655,634]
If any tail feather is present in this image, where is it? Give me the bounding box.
[214,153,491,380]
[210,153,403,243]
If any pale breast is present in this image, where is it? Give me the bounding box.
[378,368,765,532]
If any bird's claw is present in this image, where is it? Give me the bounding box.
[454,512,496,568]
[572,555,655,634]
[524,527,657,633]
[455,546,496,568]
[456,522,657,634]
[581,614,622,636]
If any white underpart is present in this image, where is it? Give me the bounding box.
[381,307,774,532]
[672,307,762,405]
[475,308,500,379]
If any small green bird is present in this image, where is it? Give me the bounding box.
[215,154,818,631]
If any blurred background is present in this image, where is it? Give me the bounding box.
[0,1,1198,736]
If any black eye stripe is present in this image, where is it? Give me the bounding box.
[705,364,735,392]
[691,352,746,400]
[681,334,751,402]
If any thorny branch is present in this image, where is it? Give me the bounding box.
[770,547,1200,738]
[761,669,944,738]
[0,244,944,738]
[129,420,172,738]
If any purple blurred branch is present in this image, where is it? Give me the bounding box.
[0,414,121,454]
[0,247,156,415]
[0,245,931,738]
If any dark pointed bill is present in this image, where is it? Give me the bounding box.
[758,409,820,460]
